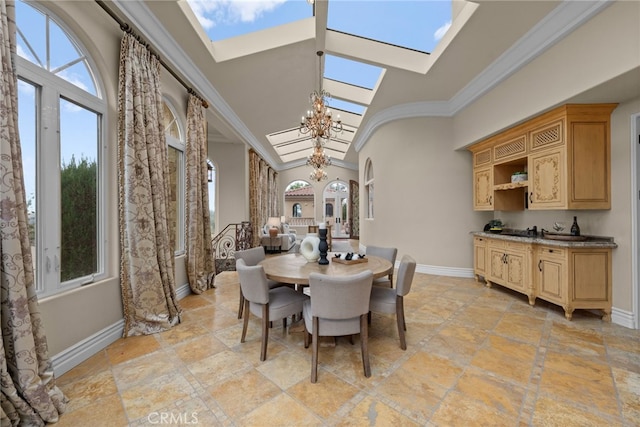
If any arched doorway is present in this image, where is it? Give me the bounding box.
[323,180,349,239]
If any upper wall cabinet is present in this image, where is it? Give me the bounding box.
[468,104,617,211]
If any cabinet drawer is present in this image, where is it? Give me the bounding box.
[487,239,506,250]
[538,246,566,258]
[506,241,529,252]
[474,236,487,245]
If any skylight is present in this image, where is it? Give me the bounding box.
[186,0,311,41]
[327,0,452,53]
[324,54,382,90]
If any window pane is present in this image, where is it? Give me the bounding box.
[163,102,180,139]
[168,146,181,250]
[16,0,46,67]
[18,79,38,274]
[59,98,98,282]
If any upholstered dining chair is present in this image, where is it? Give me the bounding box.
[236,259,308,361]
[234,247,287,319]
[366,245,398,287]
[369,254,416,350]
[302,270,374,383]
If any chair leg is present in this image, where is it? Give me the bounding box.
[367,311,371,324]
[396,296,407,350]
[282,317,287,334]
[237,289,244,319]
[240,300,250,343]
[360,314,371,377]
[261,305,269,361]
[304,324,310,348]
[311,316,319,383]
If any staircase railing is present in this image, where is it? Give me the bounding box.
[211,221,253,274]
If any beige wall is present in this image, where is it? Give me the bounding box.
[209,142,249,231]
[451,1,639,151]
[359,117,492,269]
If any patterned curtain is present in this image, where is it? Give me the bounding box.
[117,32,180,336]
[0,1,68,424]
[185,94,214,293]
[248,150,278,247]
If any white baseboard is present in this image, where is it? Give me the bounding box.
[415,264,475,278]
[611,307,637,329]
[51,319,124,377]
[52,283,192,377]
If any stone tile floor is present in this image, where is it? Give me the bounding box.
[56,266,639,426]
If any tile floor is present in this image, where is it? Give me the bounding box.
[56,258,639,426]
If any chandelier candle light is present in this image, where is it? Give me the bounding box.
[299,51,342,181]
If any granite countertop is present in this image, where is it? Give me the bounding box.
[472,230,618,249]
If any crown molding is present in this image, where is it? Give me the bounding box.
[111,0,278,167]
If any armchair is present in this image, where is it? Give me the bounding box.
[260,217,297,252]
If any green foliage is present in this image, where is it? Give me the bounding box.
[60,155,97,281]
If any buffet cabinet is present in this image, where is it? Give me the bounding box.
[474,235,613,320]
[469,103,617,211]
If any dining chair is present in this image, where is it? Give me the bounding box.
[368,254,416,350]
[234,247,288,319]
[236,259,309,361]
[302,270,374,383]
[366,245,397,287]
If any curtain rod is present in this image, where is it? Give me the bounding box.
[95,0,209,109]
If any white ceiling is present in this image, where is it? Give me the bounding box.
[111,0,626,172]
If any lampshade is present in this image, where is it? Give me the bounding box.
[267,217,281,228]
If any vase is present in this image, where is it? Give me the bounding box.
[318,228,329,265]
[300,234,320,263]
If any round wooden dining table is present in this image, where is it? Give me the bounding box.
[259,253,393,285]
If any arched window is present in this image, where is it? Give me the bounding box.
[292,203,302,217]
[16,0,106,297]
[163,98,185,253]
[207,159,216,234]
[365,158,374,219]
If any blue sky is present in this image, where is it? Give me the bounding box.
[187,0,452,113]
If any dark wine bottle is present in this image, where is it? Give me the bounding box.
[570,216,580,236]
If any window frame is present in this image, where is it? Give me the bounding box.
[364,158,374,219]
[163,98,186,256]
[17,59,107,297]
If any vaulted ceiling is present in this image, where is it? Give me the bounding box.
[110,0,625,172]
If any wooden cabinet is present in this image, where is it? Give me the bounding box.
[535,246,566,305]
[534,245,612,320]
[487,240,533,302]
[473,166,493,210]
[473,236,488,283]
[468,104,617,211]
[528,148,565,209]
[473,234,613,321]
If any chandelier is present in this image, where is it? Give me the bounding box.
[306,141,331,181]
[299,51,343,144]
[299,51,342,181]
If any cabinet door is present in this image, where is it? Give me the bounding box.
[474,237,487,278]
[505,250,526,292]
[529,149,566,209]
[473,166,493,211]
[536,247,566,305]
[488,246,506,283]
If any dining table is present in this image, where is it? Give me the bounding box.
[259,252,393,286]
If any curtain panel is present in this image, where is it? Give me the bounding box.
[248,151,278,247]
[185,94,214,293]
[0,1,68,424]
[117,32,181,336]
